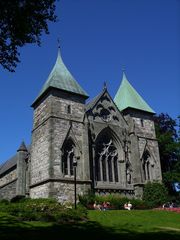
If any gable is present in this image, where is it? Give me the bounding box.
[86,88,128,128]
[60,122,82,156]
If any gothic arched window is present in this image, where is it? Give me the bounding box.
[95,134,119,182]
[142,150,150,181]
[62,139,75,176]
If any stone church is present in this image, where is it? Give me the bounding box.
[0,48,162,201]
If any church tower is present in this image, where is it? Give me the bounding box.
[30,48,90,201]
[114,72,162,197]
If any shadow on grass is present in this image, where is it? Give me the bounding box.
[0,214,179,240]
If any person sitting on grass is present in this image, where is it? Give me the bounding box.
[93,201,102,210]
[124,201,132,210]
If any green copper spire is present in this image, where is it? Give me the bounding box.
[34,48,88,104]
[114,72,155,114]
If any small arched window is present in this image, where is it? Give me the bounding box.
[140,119,144,127]
[62,139,75,176]
[142,150,150,181]
[67,105,71,114]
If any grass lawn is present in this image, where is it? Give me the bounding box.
[0,210,180,240]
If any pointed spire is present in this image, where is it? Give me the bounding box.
[103,81,107,91]
[114,71,155,114]
[57,38,62,58]
[17,141,27,152]
[57,37,60,49]
[32,46,89,106]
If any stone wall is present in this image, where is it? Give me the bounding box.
[30,182,50,198]
[30,89,88,199]
[0,168,17,187]
[0,180,17,200]
[50,181,91,203]
[131,112,155,139]
[31,119,51,185]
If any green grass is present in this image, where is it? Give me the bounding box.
[0,210,180,240]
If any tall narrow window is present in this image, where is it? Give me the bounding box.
[95,134,119,182]
[140,119,144,127]
[142,150,150,181]
[62,139,75,176]
[67,105,71,114]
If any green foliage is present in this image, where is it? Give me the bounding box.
[154,113,180,172]
[143,182,168,208]
[78,191,96,206]
[0,199,9,205]
[79,193,148,210]
[0,198,87,222]
[0,0,57,72]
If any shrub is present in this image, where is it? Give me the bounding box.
[79,193,148,210]
[78,191,96,207]
[0,199,9,205]
[0,197,87,222]
[143,181,168,208]
[10,195,26,203]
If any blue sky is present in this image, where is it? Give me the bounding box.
[0,0,179,164]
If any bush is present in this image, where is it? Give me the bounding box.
[143,181,168,208]
[10,195,26,203]
[0,197,87,222]
[79,193,148,210]
[78,191,96,207]
[0,199,9,205]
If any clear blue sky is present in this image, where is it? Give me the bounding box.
[0,0,179,164]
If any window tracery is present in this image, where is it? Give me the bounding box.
[95,135,119,182]
[142,150,151,181]
[62,139,75,176]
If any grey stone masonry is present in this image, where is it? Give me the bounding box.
[123,109,162,186]
[0,169,17,187]
[0,180,17,200]
[30,88,89,201]
[16,143,28,196]
[0,69,162,201]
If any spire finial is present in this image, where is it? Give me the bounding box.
[103,81,107,90]
[57,37,60,49]
[17,140,27,152]
[122,66,126,73]
[57,37,61,58]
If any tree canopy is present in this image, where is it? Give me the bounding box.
[0,0,57,72]
[154,113,180,197]
[154,113,180,172]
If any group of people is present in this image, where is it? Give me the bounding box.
[93,200,133,210]
[93,201,110,211]
[124,201,132,210]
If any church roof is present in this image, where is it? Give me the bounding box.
[114,72,155,114]
[33,48,88,105]
[0,155,17,176]
[85,87,106,111]
[0,144,30,176]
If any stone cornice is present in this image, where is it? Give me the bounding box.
[32,115,84,133]
[137,135,158,141]
[30,177,91,188]
[0,178,17,189]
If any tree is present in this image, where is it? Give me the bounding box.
[143,182,168,208]
[154,113,180,198]
[154,113,179,172]
[0,0,57,72]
